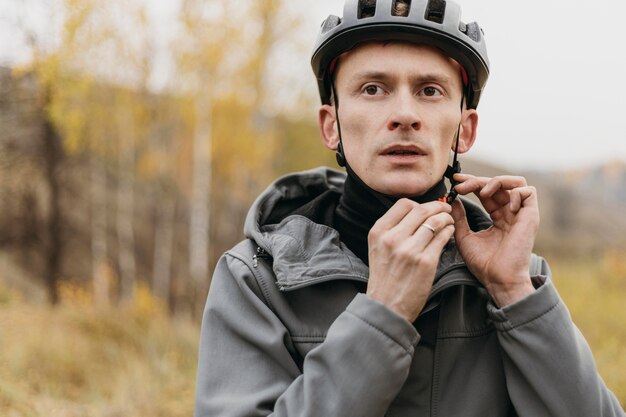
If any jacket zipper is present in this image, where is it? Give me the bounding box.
[252,246,271,268]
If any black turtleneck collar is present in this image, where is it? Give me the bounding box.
[335,169,447,265]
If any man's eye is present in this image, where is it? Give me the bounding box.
[363,85,384,96]
[422,87,442,97]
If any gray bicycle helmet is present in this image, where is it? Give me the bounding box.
[311,0,489,109]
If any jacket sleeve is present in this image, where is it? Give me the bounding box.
[488,257,625,417]
[194,252,420,417]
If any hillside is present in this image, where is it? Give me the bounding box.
[558,159,626,206]
[461,157,626,256]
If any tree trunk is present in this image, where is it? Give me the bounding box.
[189,90,213,317]
[91,154,109,306]
[117,114,136,302]
[41,115,63,305]
[152,190,175,303]
[149,104,177,308]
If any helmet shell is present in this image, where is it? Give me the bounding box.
[311,0,490,108]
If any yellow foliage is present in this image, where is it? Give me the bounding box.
[551,257,626,406]
[0,291,198,416]
[131,282,167,322]
[0,282,22,305]
[56,278,167,322]
[603,250,626,280]
[57,280,92,306]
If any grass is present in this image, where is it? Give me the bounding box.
[0,253,624,415]
[0,284,198,417]
[550,252,626,406]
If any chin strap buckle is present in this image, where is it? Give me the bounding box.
[440,161,462,204]
[444,161,461,180]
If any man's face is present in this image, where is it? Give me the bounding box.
[319,42,478,197]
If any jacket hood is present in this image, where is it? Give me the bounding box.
[243,167,491,290]
[244,167,365,289]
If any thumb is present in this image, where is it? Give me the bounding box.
[451,199,472,243]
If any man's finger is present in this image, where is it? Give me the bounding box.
[406,223,455,265]
[480,176,528,198]
[452,176,497,211]
[509,186,538,214]
[412,212,454,240]
[391,203,452,238]
[453,175,489,195]
[454,179,506,214]
[454,175,533,214]
[485,189,511,214]
[371,200,451,246]
[423,224,455,255]
[454,175,528,198]
[370,198,417,231]
[451,199,472,243]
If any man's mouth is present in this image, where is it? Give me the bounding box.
[380,144,426,165]
[382,144,425,156]
[387,150,419,155]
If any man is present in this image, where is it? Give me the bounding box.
[194,0,625,416]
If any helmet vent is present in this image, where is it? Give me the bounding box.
[321,15,342,34]
[358,0,377,19]
[425,0,446,24]
[391,0,411,17]
[465,22,482,42]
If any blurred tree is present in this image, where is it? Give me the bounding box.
[110,2,153,303]
[11,0,80,304]
[173,0,316,316]
[146,95,182,307]
[175,0,250,315]
[16,0,156,305]
[4,0,328,311]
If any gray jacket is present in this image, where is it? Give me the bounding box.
[195,167,624,417]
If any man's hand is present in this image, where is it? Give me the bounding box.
[451,174,539,307]
[367,199,455,323]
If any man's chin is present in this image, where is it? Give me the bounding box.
[359,168,442,197]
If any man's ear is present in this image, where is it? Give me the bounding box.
[318,104,339,151]
[456,109,478,154]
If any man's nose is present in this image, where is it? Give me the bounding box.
[387,90,421,131]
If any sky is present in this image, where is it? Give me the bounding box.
[2,0,625,171]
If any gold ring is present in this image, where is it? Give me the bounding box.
[420,223,436,235]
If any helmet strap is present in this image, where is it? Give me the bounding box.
[442,84,469,204]
[330,78,346,167]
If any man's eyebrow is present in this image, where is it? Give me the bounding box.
[349,71,455,86]
[350,71,394,82]
[412,73,454,86]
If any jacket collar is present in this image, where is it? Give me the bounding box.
[244,167,491,290]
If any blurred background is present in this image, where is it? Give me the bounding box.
[0,0,625,415]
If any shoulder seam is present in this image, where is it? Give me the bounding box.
[226,243,277,314]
